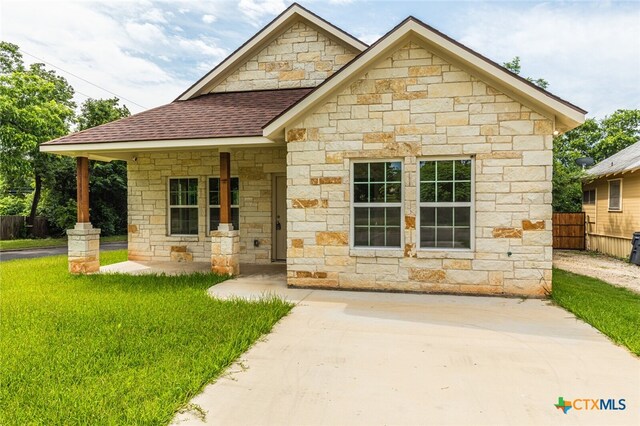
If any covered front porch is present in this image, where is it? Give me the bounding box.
[53,144,288,276]
[39,87,310,276]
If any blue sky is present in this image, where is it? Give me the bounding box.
[2,0,639,118]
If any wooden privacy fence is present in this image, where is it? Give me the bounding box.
[0,216,48,240]
[553,212,585,250]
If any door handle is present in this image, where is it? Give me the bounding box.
[276,215,281,230]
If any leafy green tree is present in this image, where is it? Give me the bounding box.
[77,97,130,131]
[502,56,549,89]
[42,98,131,235]
[552,110,640,212]
[0,41,75,233]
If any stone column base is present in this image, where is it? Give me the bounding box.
[67,223,101,274]
[211,229,240,275]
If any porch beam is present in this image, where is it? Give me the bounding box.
[219,152,231,227]
[76,156,90,223]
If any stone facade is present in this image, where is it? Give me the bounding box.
[211,22,358,93]
[285,40,554,296]
[67,222,101,274]
[127,147,285,264]
[211,227,240,275]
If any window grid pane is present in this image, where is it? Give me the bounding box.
[352,161,402,248]
[419,160,472,249]
[169,178,198,235]
[169,178,198,206]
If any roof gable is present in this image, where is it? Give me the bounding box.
[264,17,586,139]
[178,3,367,100]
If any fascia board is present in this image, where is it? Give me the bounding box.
[40,137,279,158]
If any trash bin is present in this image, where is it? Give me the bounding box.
[630,232,640,265]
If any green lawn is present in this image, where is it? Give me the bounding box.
[0,234,126,251]
[553,268,640,356]
[0,250,293,425]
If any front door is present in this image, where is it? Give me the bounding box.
[273,175,287,261]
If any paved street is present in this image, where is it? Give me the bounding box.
[0,242,127,261]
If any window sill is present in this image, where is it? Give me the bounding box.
[608,209,622,213]
[166,235,200,242]
[350,248,404,258]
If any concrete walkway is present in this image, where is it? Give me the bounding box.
[173,275,640,426]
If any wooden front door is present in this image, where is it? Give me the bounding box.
[273,175,287,261]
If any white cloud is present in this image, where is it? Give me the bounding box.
[124,22,167,45]
[202,14,217,24]
[238,0,288,25]
[356,32,381,45]
[456,2,640,117]
[0,0,230,113]
[141,7,168,24]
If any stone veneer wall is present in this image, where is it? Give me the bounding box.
[127,147,285,264]
[211,21,358,93]
[285,40,554,296]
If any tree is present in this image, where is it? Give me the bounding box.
[77,97,130,131]
[502,56,549,89]
[42,98,131,235]
[552,110,640,211]
[0,41,75,233]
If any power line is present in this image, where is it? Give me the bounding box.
[20,50,148,110]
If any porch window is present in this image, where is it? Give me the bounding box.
[608,179,622,211]
[209,177,239,230]
[418,159,473,249]
[169,178,198,235]
[352,161,402,248]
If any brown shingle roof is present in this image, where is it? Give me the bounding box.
[43,88,313,145]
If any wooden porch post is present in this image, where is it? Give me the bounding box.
[76,156,90,223]
[219,152,231,228]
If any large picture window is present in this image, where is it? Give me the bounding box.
[209,177,239,230]
[608,179,622,211]
[352,161,402,248]
[418,159,472,249]
[169,178,198,235]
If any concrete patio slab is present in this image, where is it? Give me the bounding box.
[173,277,640,426]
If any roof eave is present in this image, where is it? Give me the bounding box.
[40,136,280,161]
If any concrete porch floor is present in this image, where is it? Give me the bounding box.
[100,261,286,278]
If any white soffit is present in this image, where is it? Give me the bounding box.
[39,137,279,161]
[177,3,367,101]
[263,18,586,139]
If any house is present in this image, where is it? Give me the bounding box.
[583,141,640,258]
[41,3,586,296]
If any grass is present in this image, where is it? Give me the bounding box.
[0,234,126,251]
[0,250,293,425]
[553,268,640,356]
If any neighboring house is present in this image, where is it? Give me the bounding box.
[583,141,640,258]
[41,3,586,296]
